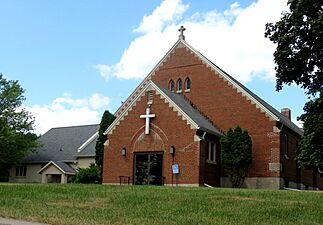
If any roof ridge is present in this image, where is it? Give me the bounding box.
[50,124,99,130]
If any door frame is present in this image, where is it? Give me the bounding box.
[133,151,164,185]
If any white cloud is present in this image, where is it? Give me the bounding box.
[134,0,189,34]
[95,0,288,84]
[26,93,110,134]
[292,117,304,128]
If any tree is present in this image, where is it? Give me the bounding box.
[265,0,323,95]
[95,110,115,169]
[220,126,252,188]
[297,94,323,171]
[0,74,38,181]
[265,0,323,172]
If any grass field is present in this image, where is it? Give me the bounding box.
[0,184,322,225]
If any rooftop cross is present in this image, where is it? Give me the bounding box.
[178,25,186,40]
[140,108,155,134]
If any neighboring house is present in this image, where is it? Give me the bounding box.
[102,27,323,189]
[9,124,99,183]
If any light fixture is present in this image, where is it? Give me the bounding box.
[121,147,126,157]
[170,145,175,155]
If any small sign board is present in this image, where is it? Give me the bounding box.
[172,164,179,174]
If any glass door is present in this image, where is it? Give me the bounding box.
[134,153,163,185]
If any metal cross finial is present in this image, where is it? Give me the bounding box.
[178,25,186,40]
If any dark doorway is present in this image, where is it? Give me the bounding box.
[134,152,163,185]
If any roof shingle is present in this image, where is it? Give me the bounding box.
[24,124,99,163]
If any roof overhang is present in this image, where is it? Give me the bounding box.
[105,81,222,137]
[38,161,75,175]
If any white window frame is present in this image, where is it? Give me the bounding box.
[176,79,182,93]
[169,80,174,92]
[184,77,191,92]
[207,142,216,164]
[16,165,27,177]
[147,91,154,104]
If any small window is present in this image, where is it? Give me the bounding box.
[177,79,182,93]
[207,142,216,163]
[185,77,190,91]
[16,165,27,177]
[169,80,174,92]
[284,134,289,159]
[147,91,153,104]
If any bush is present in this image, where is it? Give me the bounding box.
[220,126,252,188]
[74,164,100,184]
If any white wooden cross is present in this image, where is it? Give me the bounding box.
[140,108,155,134]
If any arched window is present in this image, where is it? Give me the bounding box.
[185,77,190,91]
[169,80,174,92]
[177,79,182,92]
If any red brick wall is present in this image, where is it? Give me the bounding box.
[199,136,221,187]
[280,127,299,186]
[151,46,280,178]
[103,90,202,185]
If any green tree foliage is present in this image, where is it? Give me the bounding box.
[265,0,323,95]
[95,110,115,167]
[220,126,252,188]
[0,74,38,181]
[265,0,323,171]
[297,94,323,171]
[74,164,100,184]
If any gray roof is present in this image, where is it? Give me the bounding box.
[24,124,99,163]
[76,136,98,157]
[155,82,223,136]
[53,161,76,174]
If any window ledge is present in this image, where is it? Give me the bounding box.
[184,89,190,93]
[206,160,217,165]
[176,90,183,93]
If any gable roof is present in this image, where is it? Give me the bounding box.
[105,81,222,136]
[107,39,303,136]
[24,124,99,163]
[156,83,223,136]
[77,131,99,157]
[38,161,76,174]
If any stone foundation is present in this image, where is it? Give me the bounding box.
[221,177,284,189]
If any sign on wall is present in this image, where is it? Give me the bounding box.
[172,164,179,174]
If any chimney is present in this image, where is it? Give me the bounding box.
[281,108,291,120]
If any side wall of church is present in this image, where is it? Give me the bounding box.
[199,137,221,187]
[280,127,300,188]
[280,127,323,190]
[151,46,282,185]
[103,90,205,186]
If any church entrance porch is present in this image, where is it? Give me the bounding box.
[134,152,163,185]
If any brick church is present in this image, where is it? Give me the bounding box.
[102,27,322,189]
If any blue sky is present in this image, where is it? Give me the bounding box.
[0,0,307,133]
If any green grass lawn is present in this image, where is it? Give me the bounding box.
[0,184,322,225]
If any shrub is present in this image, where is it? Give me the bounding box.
[220,126,252,188]
[74,164,100,184]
